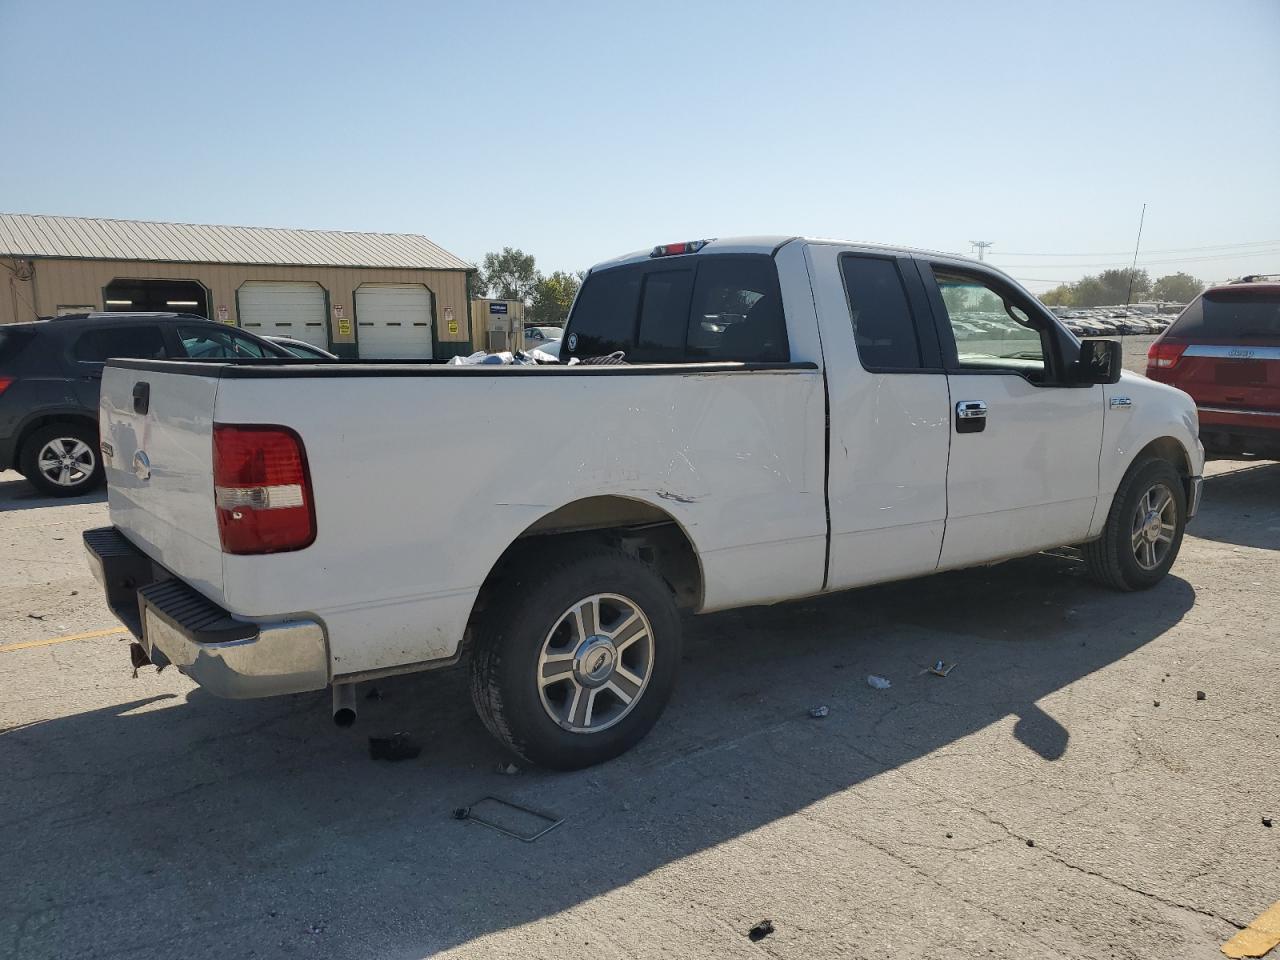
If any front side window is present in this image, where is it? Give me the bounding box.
[933,270,1046,377]
[72,325,167,363]
[178,325,269,359]
[841,256,922,370]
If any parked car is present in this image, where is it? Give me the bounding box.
[85,237,1203,769]
[1147,277,1280,458]
[0,312,290,496]
[528,339,561,361]
[265,336,337,360]
[524,326,564,343]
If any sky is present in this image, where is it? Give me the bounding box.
[1,0,1278,292]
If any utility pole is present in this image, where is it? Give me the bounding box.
[969,240,993,261]
[1125,203,1147,305]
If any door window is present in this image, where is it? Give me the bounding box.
[841,256,923,370]
[933,270,1047,378]
[178,325,270,359]
[72,325,167,362]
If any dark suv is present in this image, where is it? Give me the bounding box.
[0,312,289,496]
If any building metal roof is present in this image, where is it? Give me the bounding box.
[0,213,472,271]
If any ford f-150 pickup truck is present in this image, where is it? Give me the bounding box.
[85,237,1204,769]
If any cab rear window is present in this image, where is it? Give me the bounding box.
[1169,291,1280,341]
[564,254,788,363]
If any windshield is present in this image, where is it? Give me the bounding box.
[1170,291,1280,340]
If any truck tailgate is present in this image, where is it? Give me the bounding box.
[100,364,225,602]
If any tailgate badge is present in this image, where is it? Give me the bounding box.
[133,450,151,482]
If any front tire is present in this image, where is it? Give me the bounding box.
[1083,457,1186,591]
[20,423,104,497]
[470,545,682,770]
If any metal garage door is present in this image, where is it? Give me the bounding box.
[356,284,433,359]
[238,282,329,349]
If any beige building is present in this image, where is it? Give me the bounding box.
[0,214,477,359]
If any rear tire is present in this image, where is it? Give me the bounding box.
[20,423,104,498]
[470,545,682,770]
[1083,457,1186,591]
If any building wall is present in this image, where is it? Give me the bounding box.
[1,257,472,357]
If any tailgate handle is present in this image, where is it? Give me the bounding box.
[132,381,150,415]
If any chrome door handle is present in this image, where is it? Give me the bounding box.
[956,400,987,434]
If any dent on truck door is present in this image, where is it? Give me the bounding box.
[812,249,952,590]
[922,263,1105,567]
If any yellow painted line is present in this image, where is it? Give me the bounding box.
[0,626,129,653]
[1223,901,1280,959]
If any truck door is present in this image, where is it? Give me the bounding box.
[917,261,1105,568]
[807,245,952,590]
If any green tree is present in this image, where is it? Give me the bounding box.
[480,247,539,302]
[527,271,581,326]
[468,267,489,299]
[1096,268,1151,304]
[1151,272,1203,303]
[1071,275,1107,308]
[1039,284,1074,306]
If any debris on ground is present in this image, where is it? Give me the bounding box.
[364,685,383,701]
[496,761,520,775]
[368,732,420,762]
[452,807,470,820]
[866,675,891,690]
[747,920,775,942]
[1221,900,1280,959]
[1196,690,1207,701]
[26,613,45,620]
[928,660,956,677]
[808,705,829,719]
[1026,839,1035,847]
[1154,701,1161,707]
[454,796,564,841]
[1263,816,1273,828]
[945,832,953,839]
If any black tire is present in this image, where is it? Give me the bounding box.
[470,545,682,770]
[1083,457,1186,591]
[19,422,104,498]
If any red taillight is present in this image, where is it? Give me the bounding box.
[650,239,709,258]
[1148,341,1187,370]
[0,376,14,396]
[212,424,315,554]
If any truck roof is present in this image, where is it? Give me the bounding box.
[589,236,991,273]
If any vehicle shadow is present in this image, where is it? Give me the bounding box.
[1190,462,1280,551]
[1,552,1195,960]
[0,472,107,512]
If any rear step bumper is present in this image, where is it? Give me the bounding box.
[83,526,329,699]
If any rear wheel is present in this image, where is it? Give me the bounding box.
[20,423,103,497]
[470,545,681,769]
[1083,458,1186,591]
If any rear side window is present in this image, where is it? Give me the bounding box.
[1170,291,1280,340]
[0,328,34,365]
[72,325,167,362]
[685,256,788,362]
[177,325,270,359]
[565,267,641,357]
[840,256,922,370]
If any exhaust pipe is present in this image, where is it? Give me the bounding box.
[332,683,357,727]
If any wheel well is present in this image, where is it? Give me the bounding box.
[1135,436,1192,500]
[14,414,98,467]
[467,496,704,640]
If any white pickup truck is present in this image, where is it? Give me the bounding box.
[85,237,1204,769]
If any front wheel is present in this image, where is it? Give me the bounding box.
[1083,458,1187,591]
[470,545,681,769]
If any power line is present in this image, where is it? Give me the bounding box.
[995,239,1280,257]
[969,240,993,261]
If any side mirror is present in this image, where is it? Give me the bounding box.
[1076,338,1122,384]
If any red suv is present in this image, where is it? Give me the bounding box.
[1148,277,1280,458]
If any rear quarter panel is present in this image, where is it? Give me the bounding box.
[213,367,827,677]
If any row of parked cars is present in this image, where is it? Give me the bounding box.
[1054,307,1175,338]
